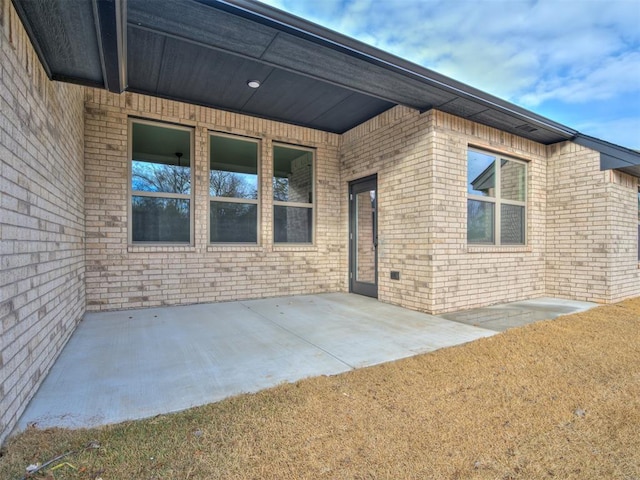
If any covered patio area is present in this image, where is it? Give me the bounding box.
[17,293,595,433]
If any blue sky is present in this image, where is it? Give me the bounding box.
[258,0,640,149]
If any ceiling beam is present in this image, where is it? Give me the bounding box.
[93,0,127,93]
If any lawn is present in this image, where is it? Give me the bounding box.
[1,297,639,479]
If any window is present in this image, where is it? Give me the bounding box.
[130,120,193,243]
[273,144,314,243]
[467,148,527,245]
[209,134,259,243]
[637,189,640,261]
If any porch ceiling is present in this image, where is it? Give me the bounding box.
[13,0,574,141]
[12,0,640,172]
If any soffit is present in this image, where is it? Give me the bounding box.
[11,0,640,177]
[12,0,579,141]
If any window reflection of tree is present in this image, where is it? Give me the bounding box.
[131,162,191,241]
[132,162,191,194]
[209,169,258,243]
[273,177,288,202]
[209,170,257,199]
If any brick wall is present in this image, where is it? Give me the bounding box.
[341,106,434,311]
[427,111,547,313]
[84,89,343,311]
[1,0,638,448]
[606,171,640,302]
[86,94,638,317]
[0,0,85,443]
[341,108,548,314]
[546,142,640,302]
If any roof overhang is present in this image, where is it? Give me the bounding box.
[572,135,640,178]
[11,0,640,174]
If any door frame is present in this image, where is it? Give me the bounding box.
[349,175,378,298]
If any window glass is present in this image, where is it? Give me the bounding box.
[273,145,314,244]
[356,190,376,283]
[501,204,525,244]
[500,160,526,202]
[210,135,258,199]
[210,202,257,243]
[130,120,192,244]
[273,146,313,203]
[209,134,259,243]
[132,162,191,194]
[467,199,494,244]
[467,148,527,245]
[467,150,495,197]
[132,197,190,242]
[274,205,313,243]
[132,123,191,194]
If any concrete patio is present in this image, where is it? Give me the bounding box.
[440,297,597,331]
[16,293,596,433]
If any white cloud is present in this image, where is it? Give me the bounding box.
[520,50,640,106]
[263,0,638,95]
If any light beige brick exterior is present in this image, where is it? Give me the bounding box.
[341,108,548,314]
[3,0,640,445]
[0,0,85,444]
[427,111,548,313]
[341,106,435,311]
[341,107,640,314]
[84,89,343,311]
[546,142,640,302]
[83,97,640,316]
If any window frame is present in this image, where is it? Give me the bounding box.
[467,147,528,246]
[272,142,316,245]
[128,118,195,245]
[208,131,261,244]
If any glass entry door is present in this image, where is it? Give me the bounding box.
[349,175,377,298]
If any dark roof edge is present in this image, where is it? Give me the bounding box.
[574,134,640,176]
[217,1,640,173]
[206,0,577,138]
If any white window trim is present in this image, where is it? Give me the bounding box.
[209,131,261,245]
[128,118,195,245]
[467,147,528,246]
[273,142,316,245]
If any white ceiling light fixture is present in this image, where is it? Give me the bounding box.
[247,80,261,89]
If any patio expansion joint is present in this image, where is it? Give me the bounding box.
[240,301,356,370]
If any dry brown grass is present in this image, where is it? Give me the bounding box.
[2,297,640,480]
